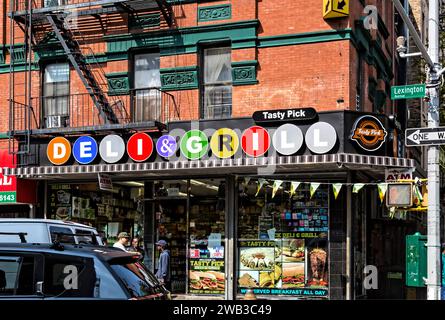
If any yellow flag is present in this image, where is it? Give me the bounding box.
[272,180,283,199]
[310,183,321,199]
[289,182,301,198]
[352,183,365,193]
[255,179,268,197]
[332,183,343,200]
[377,183,388,203]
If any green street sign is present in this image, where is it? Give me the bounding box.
[391,84,426,100]
[0,192,16,203]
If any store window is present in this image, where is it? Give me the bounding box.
[48,182,145,246]
[237,178,329,299]
[153,179,226,296]
[201,47,232,119]
[43,63,70,128]
[133,52,161,122]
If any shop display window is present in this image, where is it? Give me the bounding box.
[237,178,329,299]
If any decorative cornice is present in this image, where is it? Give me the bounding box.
[232,60,258,86]
[160,66,198,91]
[129,13,161,30]
[105,72,130,95]
[198,4,231,22]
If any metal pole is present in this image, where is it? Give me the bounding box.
[426,0,441,301]
[346,171,352,300]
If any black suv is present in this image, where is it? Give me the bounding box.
[0,243,170,300]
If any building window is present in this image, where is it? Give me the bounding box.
[201,47,232,119]
[43,63,70,128]
[133,52,161,122]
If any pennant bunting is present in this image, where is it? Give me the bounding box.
[243,177,251,187]
[413,184,423,202]
[255,178,268,197]
[332,183,343,200]
[352,183,365,194]
[377,183,388,203]
[310,183,321,199]
[289,182,301,198]
[272,180,284,199]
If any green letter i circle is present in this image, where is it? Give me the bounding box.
[180,130,209,160]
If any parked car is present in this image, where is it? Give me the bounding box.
[0,219,103,245]
[0,243,170,300]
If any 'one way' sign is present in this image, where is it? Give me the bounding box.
[405,127,445,146]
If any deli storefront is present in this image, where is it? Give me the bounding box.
[5,110,416,300]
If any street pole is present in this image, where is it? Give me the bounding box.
[392,0,442,299]
[426,0,441,301]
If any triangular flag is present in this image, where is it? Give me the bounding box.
[332,183,343,200]
[289,182,301,198]
[413,184,423,202]
[377,183,388,203]
[272,180,284,199]
[310,183,321,199]
[255,179,268,197]
[352,183,365,193]
[243,177,251,187]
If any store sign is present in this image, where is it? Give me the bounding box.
[0,151,17,203]
[253,108,317,123]
[350,115,387,151]
[46,122,339,165]
[385,169,413,182]
[98,174,113,192]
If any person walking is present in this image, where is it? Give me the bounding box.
[155,240,171,291]
[113,232,130,251]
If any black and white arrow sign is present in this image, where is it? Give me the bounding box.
[405,127,445,146]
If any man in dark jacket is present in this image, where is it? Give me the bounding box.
[155,240,171,291]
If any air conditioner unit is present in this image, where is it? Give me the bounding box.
[46,115,68,129]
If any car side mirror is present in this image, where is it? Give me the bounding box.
[36,281,44,296]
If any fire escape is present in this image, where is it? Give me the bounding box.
[8,0,177,155]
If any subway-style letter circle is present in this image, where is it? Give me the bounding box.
[73,136,98,164]
[127,132,154,162]
[180,130,209,160]
[47,137,71,165]
[241,126,270,157]
[99,135,126,163]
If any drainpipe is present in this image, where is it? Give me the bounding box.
[346,171,353,300]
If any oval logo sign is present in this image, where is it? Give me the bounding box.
[350,115,387,151]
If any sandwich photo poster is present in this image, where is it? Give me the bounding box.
[188,247,225,295]
[238,239,329,297]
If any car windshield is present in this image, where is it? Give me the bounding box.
[110,260,164,298]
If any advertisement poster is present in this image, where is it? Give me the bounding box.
[237,240,328,298]
[49,184,72,220]
[189,247,225,295]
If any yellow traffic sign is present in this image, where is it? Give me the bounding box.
[323,0,349,19]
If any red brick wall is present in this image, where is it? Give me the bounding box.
[0,0,399,136]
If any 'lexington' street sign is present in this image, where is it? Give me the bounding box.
[406,127,445,146]
[391,84,426,100]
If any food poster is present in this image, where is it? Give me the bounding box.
[238,239,328,298]
[188,246,225,294]
[49,184,72,220]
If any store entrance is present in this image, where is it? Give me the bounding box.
[153,178,226,296]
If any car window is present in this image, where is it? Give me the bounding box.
[0,256,35,296]
[43,254,96,298]
[49,226,75,244]
[74,229,97,245]
[110,261,164,298]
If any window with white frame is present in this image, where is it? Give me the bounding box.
[133,53,161,122]
[201,47,232,119]
[43,63,70,128]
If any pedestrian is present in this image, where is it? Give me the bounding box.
[155,240,171,291]
[113,232,130,251]
[128,237,145,259]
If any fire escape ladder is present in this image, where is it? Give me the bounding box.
[46,14,119,125]
[155,0,173,27]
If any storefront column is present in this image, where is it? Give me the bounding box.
[144,181,155,271]
[225,175,236,300]
[346,171,353,300]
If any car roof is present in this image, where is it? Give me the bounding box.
[0,219,97,230]
[0,243,137,262]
